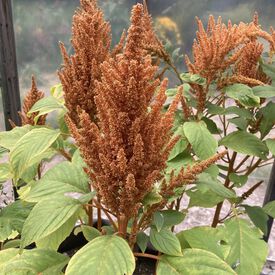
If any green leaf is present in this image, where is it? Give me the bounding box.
[36,214,77,250]
[10,128,60,181]
[150,227,182,256]
[81,225,100,241]
[183,121,217,159]
[142,190,162,207]
[224,106,253,119]
[224,218,268,275]
[22,161,89,202]
[223,84,260,107]
[263,200,275,218]
[260,61,275,81]
[258,102,275,138]
[50,83,63,99]
[3,239,21,249]
[187,185,224,208]
[207,104,253,119]
[167,151,194,174]
[181,73,206,85]
[160,210,185,227]
[166,88,178,97]
[177,227,226,259]
[157,248,237,275]
[265,139,275,155]
[168,126,188,160]
[0,125,32,150]
[137,232,149,253]
[0,248,68,275]
[72,149,86,168]
[101,226,115,235]
[0,201,33,241]
[0,163,11,183]
[252,85,275,98]
[153,212,164,232]
[197,173,236,199]
[66,236,135,275]
[219,131,268,159]
[21,196,81,248]
[243,205,269,235]
[201,117,221,134]
[28,95,64,121]
[207,103,225,115]
[229,173,248,188]
[227,117,248,130]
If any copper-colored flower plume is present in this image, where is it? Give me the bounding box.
[68,3,181,229]
[19,76,46,126]
[58,0,111,125]
[185,15,248,84]
[185,14,274,111]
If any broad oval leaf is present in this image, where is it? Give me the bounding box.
[150,228,182,256]
[243,205,269,235]
[10,128,60,181]
[263,200,275,218]
[157,248,237,275]
[169,126,188,161]
[36,214,77,250]
[137,232,149,253]
[28,95,64,117]
[21,196,81,248]
[0,125,32,150]
[65,236,135,275]
[224,218,268,275]
[229,173,248,188]
[0,201,33,241]
[153,212,164,232]
[0,163,11,183]
[265,139,275,156]
[223,84,260,107]
[177,226,226,259]
[80,225,100,241]
[252,85,275,98]
[183,121,217,160]
[196,173,236,199]
[258,102,275,138]
[160,210,185,227]
[0,248,68,275]
[187,185,224,208]
[219,131,268,159]
[22,161,89,202]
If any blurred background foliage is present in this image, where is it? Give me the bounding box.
[11,0,275,93]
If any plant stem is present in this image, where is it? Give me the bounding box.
[58,149,72,161]
[212,151,237,227]
[234,155,250,172]
[134,253,160,261]
[37,162,42,180]
[92,200,118,232]
[88,203,93,227]
[241,180,263,201]
[97,198,102,231]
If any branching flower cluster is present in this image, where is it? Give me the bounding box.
[185,13,275,113]
[19,76,46,126]
[64,2,221,236]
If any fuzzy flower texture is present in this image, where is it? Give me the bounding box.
[62,1,222,227]
[19,76,46,126]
